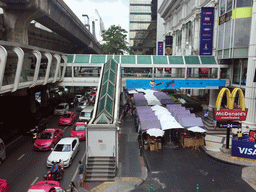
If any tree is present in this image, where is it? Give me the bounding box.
[101,25,131,55]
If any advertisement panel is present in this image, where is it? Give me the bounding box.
[158,42,163,55]
[200,7,214,55]
[232,139,256,160]
[126,79,226,89]
[214,108,248,121]
[214,88,247,121]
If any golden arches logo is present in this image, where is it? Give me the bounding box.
[215,88,245,111]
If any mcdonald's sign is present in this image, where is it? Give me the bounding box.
[214,88,248,121]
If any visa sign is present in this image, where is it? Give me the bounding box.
[232,139,256,160]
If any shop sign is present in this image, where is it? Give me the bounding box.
[232,139,256,160]
[158,42,163,55]
[219,11,232,25]
[200,7,214,55]
[218,121,241,128]
[214,88,247,121]
[214,108,248,121]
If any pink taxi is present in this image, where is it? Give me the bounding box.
[33,128,63,151]
[27,180,66,192]
[70,122,86,140]
[59,112,77,126]
[0,179,8,192]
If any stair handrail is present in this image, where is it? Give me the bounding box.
[113,145,116,171]
[86,146,91,168]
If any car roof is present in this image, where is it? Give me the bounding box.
[75,122,87,126]
[57,137,78,144]
[44,128,58,133]
[63,112,73,114]
[28,180,60,190]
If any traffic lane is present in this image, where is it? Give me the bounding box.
[139,145,255,192]
[0,136,51,191]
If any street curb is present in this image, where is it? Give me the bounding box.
[199,146,245,167]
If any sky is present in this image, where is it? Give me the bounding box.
[63,0,129,42]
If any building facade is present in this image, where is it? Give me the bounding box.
[159,0,256,130]
[129,0,158,55]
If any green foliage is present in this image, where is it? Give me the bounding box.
[101,25,131,55]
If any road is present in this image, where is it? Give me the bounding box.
[0,106,85,191]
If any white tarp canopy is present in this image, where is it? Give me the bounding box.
[128,90,138,94]
[146,128,165,137]
[187,126,207,133]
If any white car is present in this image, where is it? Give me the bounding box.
[54,103,69,115]
[47,137,79,168]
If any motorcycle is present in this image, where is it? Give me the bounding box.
[44,168,64,181]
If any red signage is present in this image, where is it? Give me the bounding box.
[214,108,248,121]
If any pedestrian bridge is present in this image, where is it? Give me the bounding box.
[0,42,230,95]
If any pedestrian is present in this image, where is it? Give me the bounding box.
[78,160,85,188]
[67,182,78,192]
[204,109,209,120]
[214,120,217,129]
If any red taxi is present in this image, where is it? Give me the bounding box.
[33,128,63,151]
[59,112,77,126]
[70,122,86,140]
[0,179,8,192]
[27,180,66,192]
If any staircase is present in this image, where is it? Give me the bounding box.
[85,156,116,182]
[195,110,226,135]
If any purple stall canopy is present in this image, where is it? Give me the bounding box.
[180,117,204,128]
[140,120,162,131]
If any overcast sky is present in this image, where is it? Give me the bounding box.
[63,0,129,41]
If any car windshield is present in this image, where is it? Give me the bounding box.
[79,102,86,106]
[56,105,65,109]
[54,144,71,152]
[62,114,71,118]
[80,112,90,117]
[39,132,52,139]
[74,125,86,131]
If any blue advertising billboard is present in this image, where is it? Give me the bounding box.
[158,42,163,55]
[232,139,256,160]
[126,79,226,89]
[200,7,214,55]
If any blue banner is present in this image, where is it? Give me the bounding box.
[126,79,226,89]
[200,7,214,55]
[158,42,163,55]
[232,139,256,160]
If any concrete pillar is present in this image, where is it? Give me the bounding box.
[173,32,176,55]
[193,67,200,96]
[194,14,200,53]
[28,88,37,114]
[172,68,178,78]
[41,86,48,108]
[181,24,186,53]
[244,0,256,129]
[208,89,219,111]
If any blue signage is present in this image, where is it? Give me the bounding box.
[158,42,163,55]
[232,139,256,160]
[200,7,214,55]
[218,122,241,128]
[126,79,226,89]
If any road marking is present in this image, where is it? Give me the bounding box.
[63,126,69,133]
[152,177,166,189]
[17,154,25,160]
[30,177,39,186]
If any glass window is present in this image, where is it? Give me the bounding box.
[227,0,233,11]
[65,66,72,77]
[233,59,241,84]
[234,18,251,47]
[185,22,193,45]
[220,0,226,15]
[130,31,147,39]
[241,59,247,85]
[236,0,252,8]
[130,0,152,3]
[130,23,151,30]
[130,15,152,22]
[130,5,151,13]
[176,30,182,49]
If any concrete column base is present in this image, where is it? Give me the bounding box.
[220,147,231,154]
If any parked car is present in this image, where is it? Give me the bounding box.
[27,180,66,192]
[76,95,84,102]
[68,96,78,108]
[59,112,77,126]
[33,128,63,151]
[88,95,96,105]
[0,138,6,165]
[70,122,86,140]
[47,137,79,167]
[0,179,8,192]
[54,103,69,115]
